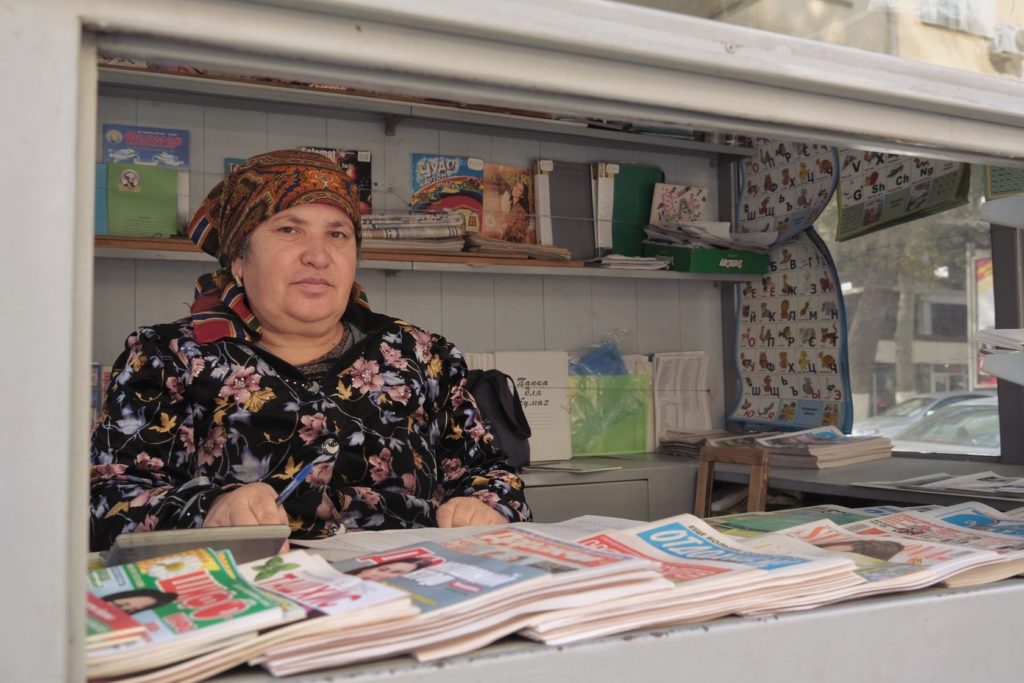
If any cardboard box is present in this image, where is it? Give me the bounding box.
[642,243,769,275]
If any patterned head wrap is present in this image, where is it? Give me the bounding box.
[187,150,368,343]
[187,149,362,264]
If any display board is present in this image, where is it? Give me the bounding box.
[729,229,853,434]
[835,150,970,241]
[734,138,838,245]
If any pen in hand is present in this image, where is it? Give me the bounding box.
[274,460,317,506]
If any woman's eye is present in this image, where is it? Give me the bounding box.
[277,225,298,234]
[328,230,350,240]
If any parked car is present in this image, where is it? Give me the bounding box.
[851,391,994,438]
[890,396,1000,457]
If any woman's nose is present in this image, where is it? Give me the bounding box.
[300,237,331,267]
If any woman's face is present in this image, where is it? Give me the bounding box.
[110,595,158,614]
[232,203,357,337]
[357,561,421,581]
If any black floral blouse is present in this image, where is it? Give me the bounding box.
[89,302,531,551]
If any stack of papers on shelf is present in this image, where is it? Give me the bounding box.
[465,235,573,260]
[361,237,466,254]
[643,221,773,252]
[853,471,1024,501]
[586,254,671,269]
[976,328,1024,350]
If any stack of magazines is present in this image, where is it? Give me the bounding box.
[85,500,1024,682]
[705,426,892,469]
[360,212,467,255]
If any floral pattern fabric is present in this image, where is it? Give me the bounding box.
[89,303,531,551]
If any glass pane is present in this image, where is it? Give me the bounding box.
[817,160,999,456]
[617,0,1022,81]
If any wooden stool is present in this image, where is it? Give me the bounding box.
[694,445,769,517]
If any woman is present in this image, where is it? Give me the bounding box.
[90,150,530,551]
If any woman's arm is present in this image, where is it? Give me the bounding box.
[89,327,221,550]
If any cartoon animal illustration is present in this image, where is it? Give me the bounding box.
[747,181,759,197]
[780,299,793,320]
[800,327,817,345]
[763,375,774,392]
[763,174,774,191]
[758,351,770,369]
[864,170,880,187]
[779,402,797,421]
[818,353,837,373]
[781,168,795,188]
[761,275,775,294]
[776,216,791,235]
[778,325,795,346]
[758,402,774,416]
[760,301,775,322]
[816,157,834,175]
[820,276,835,294]
[798,350,811,371]
[740,398,752,411]
[796,188,810,208]
[745,376,754,390]
[802,377,816,396]
[821,324,838,346]
[759,326,775,347]
[782,274,797,295]
[821,300,838,319]
[822,403,838,426]
[799,161,810,182]
[800,300,811,317]
[781,248,791,263]
[742,281,757,298]
[758,196,771,215]
[779,351,792,372]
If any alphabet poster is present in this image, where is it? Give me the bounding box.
[734,138,838,245]
[729,228,853,433]
[835,150,969,241]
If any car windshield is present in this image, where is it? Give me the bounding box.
[895,405,1000,449]
[882,397,932,417]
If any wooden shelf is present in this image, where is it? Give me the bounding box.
[93,236,757,281]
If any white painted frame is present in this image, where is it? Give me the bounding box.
[6,1,1024,679]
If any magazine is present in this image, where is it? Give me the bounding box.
[517,514,860,645]
[482,162,536,243]
[84,548,289,679]
[259,529,665,675]
[923,500,1024,537]
[411,154,484,233]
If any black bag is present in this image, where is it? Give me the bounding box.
[465,369,532,470]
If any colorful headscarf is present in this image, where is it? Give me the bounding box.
[188,149,362,263]
[186,150,367,343]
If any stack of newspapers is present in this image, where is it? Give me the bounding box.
[85,499,1024,682]
[360,212,467,255]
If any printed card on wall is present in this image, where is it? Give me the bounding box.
[734,138,838,245]
[482,163,536,243]
[102,124,190,169]
[493,351,572,463]
[648,183,707,226]
[411,154,484,233]
[729,228,853,433]
[835,150,970,241]
[299,147,373,214]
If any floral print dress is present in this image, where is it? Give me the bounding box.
[89,303,530,551]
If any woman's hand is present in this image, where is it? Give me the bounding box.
[436,497,508,528]
[204,482,290,528]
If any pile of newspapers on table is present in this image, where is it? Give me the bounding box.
[87,499,1024,682]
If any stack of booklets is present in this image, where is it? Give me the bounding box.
[464,234,573,260]
[707,426,892,469]
[360,212,467,255]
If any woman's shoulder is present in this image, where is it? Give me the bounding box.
[122,318,201,351]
